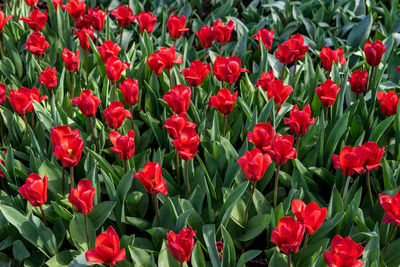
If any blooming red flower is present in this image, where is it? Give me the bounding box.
[19,8,48,32]
[109,130,135,160]
[25,32,50,56]
[70,90,101,117]
[75,27,94,50]
[319,46,346,72]
[271,216,305,255]
[237,148,272,181]
[172,127,200,160]
[88,8,107,31]
[18,173,48,206]
[291,199,327,235]
[105,56,130,82]
[97,40,121,64]
[208,88,238,115]
[163,113,196,140]
[213,56,249,84]
[110,5,134,27]
[267,134,297,165]
[364,40,386,67]
[134,162,168,195]
[52,0,62,11]
[256,70,275,91]
[76,14,91,29]
[377,91,399,116]
[119,78,139,106]
[247,122,275,153]
[24,0,38,7]
[195,25,214,48]
[348,70,368,94]
[68,179,96,214]
[315,79,340,108]
[266,79,293,106]
[167,14,188,40]
[361,142,384,171]
[380,190,400,226]
[147,46,183,75]
[284,104,316,136]
[253,28,274,50]
[102,101,132,129]
[324,235,364,267]
[331,146,366,176]
[212,19,235,45]
[134,11,157,34]
[61,48,80,72]
[51,125,84,168]
[146,52,164,75]
[86,226,126,265]
[162,84,191,114]
[275,33,309,64]
[38,67,57,89]
[8,87,47,115]
[62,0,86,20]
[217,242,224,260]
[0,158,4,178]
[181,60,211,87]
[0,9,13,33]
[0,83,6,105]
[166,227,197,263]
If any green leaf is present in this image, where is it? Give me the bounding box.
[237,250,261,267]
[369,116,395,143]
[202,224,221,267]
[87,201,116,230]
[191,243,206,267]
[239,214,270,242]
[45,250,79,267]
[69,213,96,252]
[324,114,348,165]
[12,240,30,261]
[347,13,372,49]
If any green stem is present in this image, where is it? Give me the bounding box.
[383,224,396,257]
[0,38,3,58]
[243,181,256,224]
[113,82,117,101]
[154,193,160,226]
[31,111,35,129]
[300,233,309,261]
[22,114,32,140]
[40,205,48,227]
[70,167,74,189]
[119,28,123,49]
[367,66,375,93]
[287,253,292,267]
[274,164,281,208]
[168,69,173,89]
[281,65,285,80]
[90,117,100,154]
[85,50,89,87]
[293,60,298,78]
[62,166,65,195]
[203,48,208,63]
[325,107,328,122]
[185,160,191,195]
[366,171,374,214]
[176,152,180,184]
[219,43,223,57]
[340,176,349,197]
[0,110,4,147]
[295,136,300,153]
[223,114,227,136]
[124,159,129,173]
[84,213,90,248]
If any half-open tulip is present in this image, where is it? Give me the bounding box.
[167,14,188,40]
[134,11,157,34]
[237,148,272,181]
[172,127,200,160]
[247,122,275,153]
[62,0,86,20]
[109,130,135,160]
[213,56,249,84]
[102,101,132,129]
[319,46,346,72]
[119,78,139,106]
[98,40,121,64]
[20,8,48,31]
[163,85,191,114]
[362,142,384,171]
[348,70,368,94]
[284,104,316,136]
[166,227,197,263]
[61,48,80,72]
[105,56,130,82]
[38,67,57,90]
[75,27,94,50]
[324,235,364,267]
[181,60,210,87]
[256,70,275,91]
[364,40,386,67]
[18,173,48,206]
[266,79,293,106]
[195,25,214,48]
[291,199,327,235]
[0,9,13,33]
[212,19,235,45]
[51,126,84,167]
[253,28,274,50]
[271,216,305,255]
[110,5,134,27]
[68,179,96,214]
[331,146,366,176]
[208,88,238,115]
[315,79,340,108]
[267,134,297,165]
[164,113,196,140]
[24,0,38,7]
[377,91,399,116]
[88,8,107,31]
[134,162,168,195]
[380,190,400,226]
[0,83,5,105]
[147,46,183,75]
[275,33,308,64]
[25,32,50,56]
[8,87,47,115]
[70,90,101,117]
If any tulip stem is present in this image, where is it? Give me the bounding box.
[176,152,180,184]
[0,110,4,147]
[85,50,89,87]
[281,65,285,80]
[22,114,32,140]
[84,213,90,248]
[168,69,173,89]
[203,48,208,63]
[70,167,74,189]
[300,233,309,261]
[325,107,328,122]
[295,136,300,153]
[154,194,160,226]
[185,160,191,195]
[287,253,292,267]
[90,117,100,154]
[37,56,41,67]
[367,66,375,93]
[219,43,223,57]
[62,166,65,195]
[193,86,197,105]
[173,40,176,48]
[119,28,123,49]
[0,38,3,58]
[180,263,183,267]
[223,114,227,136]
[31,111,35,129]
[384,224,396,256]
[273,164,281,208]
[124,159,130,173]
[243,181,256,224]
[340,176,349,197]
[366,171,374,214]
[113,82,117,101]
[96,30,99,47]
[293,60,298,78]
[40,205,48,227]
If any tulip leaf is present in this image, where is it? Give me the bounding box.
[239,214,270,242]
[69,213,96,252]
[87,201,116,230]
[237,250,261,267]
[202,224,221,267]
[347,13,372,49]
[191,243,206,267]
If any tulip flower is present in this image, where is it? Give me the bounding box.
[52,0,62,11]
[8,87,47,116]
[166,227,197,264]
[119,78,139,107]
[208,88,238,135]
[106,56,130,101]
[38,67,57,93]
[217,242,224,260]
[24,0,38,7]
[292,199,327,235]
[315,79,340,120]
[0,158,4,179]
[164,113,196,140]
[147,46,183,83]
[0,83,5,105]
[212,19,235,55]
[247,122,275,153]
[109,130,135,171]
[88,8,107,32]
[19,8,48,32]
[62,0,86,20]
[266,80,293,108]
[324,235,364,267]
[162,84,191,114]
[70,90,101,118]
[195,25,214,49]
[213,56,249,86]
[348,70,368,95]
[167,14,188,43]
[110,5,135,27]
[377,91,399,116]
[76,14,91,29]
[102,101,132,129]
[98,40,121,64]
[75,27,94,51]
[86,226,126,265]
[181,60,210,100]
[319,46,346,72]
[25,32,50,59]
[61,48,80,73]
[253,28,274,50]
[18,173,48,225]
[0,9,13,57]
[364,40,386,67]
[134,11,157,34]
[380,190,400,256]
[256,70,275,91]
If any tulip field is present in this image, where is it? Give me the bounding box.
[1,0,400,266]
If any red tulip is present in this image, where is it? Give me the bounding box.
[88,8,107,31]
[119,78,139,106]
[51,125,84,168]
[284,104,316,136]
[256,70,275,91]
[147,52,164,75]
[213,56,249,84]
[25,32,50,56]
[134,162,168,195]
[195,25,214,48]
[166,227,197,263]
[24,0,38,7]
[163,113,196,140]
[275,33,308,64]
[253,28,274,50]
[0,83,6,105]
[291,199,327,235]
[76,14,91,29]
[247,122,275,153]
[109,130,135,160]
[377,91,399,116]
[361,142,384,171]
[110,5,134,27]
[0,9,13,33]
[212,19,235,45]
[98,40,121,64]
[62,0,86,20]
[324,235,364,267]
[266,79,293,106]
[348,70,368,94]
[0,158,4,178]
[319,46,346,72]
[331,146,366,176]
[52,0,62,11]
[38,67,57,89]
[315,79,340,108]
[237,148,272,181]
[167,14,188,40]
[181,60,211,87]
[18,173,48,206]
[102,101,132,129]
[172,127,200,160]
[380,190,400,226]
[75,27,94,50]
[162,84,191,114]
[147,46,183,75]
[70,90,101,117]
[267,134,297,165]
[86,226,126,265]
[105,56,130,82]
[271,216,305,255]
[364,40,386,67]
[61,48,80,72]
[19,8,48,32]
[208,88,238,115]
[68,179,96,214]
[217,242,224,260]
[134,11,157,34]
[8,87,47,115]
